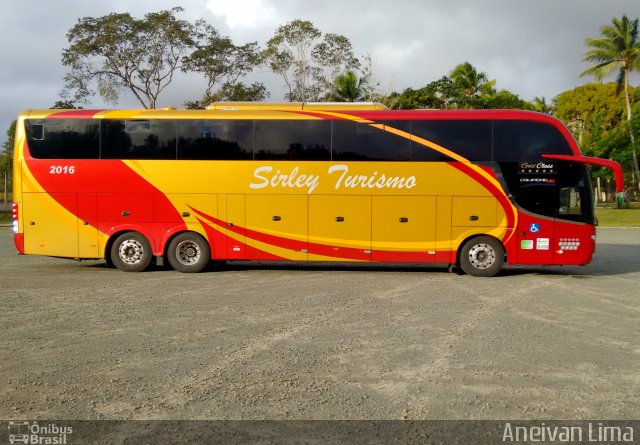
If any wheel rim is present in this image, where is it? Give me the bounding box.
[118,239,145,265]
[468,243,496,270]
[175,240,201,266]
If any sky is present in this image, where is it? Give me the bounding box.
[1,0,639,147]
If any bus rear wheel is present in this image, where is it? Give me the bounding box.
[111,232,153,272]
[167,232,210,273]
[459,236,504,277]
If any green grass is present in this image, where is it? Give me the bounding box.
[0,211,10,224]
[596,202,640,227]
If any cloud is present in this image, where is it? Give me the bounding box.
[206,0,278,29]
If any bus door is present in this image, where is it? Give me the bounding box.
[501,160,556,265]
[511,169,595,265]
[549,161,596,265]
[511,181,557,265]
[552,186,595,265]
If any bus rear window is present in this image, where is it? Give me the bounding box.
[26,119,99,159]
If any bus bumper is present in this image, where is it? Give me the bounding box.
[14,233,24,254]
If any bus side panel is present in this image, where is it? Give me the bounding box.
[215,194,229,259]
[515,212,554,265]
[371,195,436,262]
[226,194,246,259]
[452,197,497,227]
[435,196,454,263]
[308,195,371,261]
[450,196,501,257]
[164,193,218,258]
[77,193,99,258]
[97,192,154,225]
[553,221,595,265]
[97,192,157,253]
[246,194,308,260]
[23,192,78,257]
[13,141,25,253]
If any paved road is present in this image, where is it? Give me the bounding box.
[1,228,639,420]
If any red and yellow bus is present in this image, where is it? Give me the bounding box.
[11,102,623,276]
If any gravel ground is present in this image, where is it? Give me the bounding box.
[1,227,639,421]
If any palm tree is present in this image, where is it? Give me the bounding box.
[332,70,367,102]
[581,15,640,186]
[532,96,554,114]
[449,62,496,108]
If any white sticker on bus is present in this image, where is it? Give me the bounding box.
[536,238,550,250]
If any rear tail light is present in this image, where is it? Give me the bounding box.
[11,202,18,233]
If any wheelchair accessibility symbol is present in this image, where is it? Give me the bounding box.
[530,223,541,233]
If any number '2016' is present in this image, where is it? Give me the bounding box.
[49,165,75,174]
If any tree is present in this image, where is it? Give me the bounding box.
[554,83,636,194]
[385,76,458,110]
[1,120,16,198]
[581,14,640,186]
[51,100,82,110]
[61,7,195,109]
[483,90,532,110]
[554,83,630,154]
[531,96,554,114]
[554,83,629,149]
[358,52,384,102]
[450,62,496,108]
[331,70,367,102]
[311,33,360,100]
[182,22,264,105]
[184,82,269,109]
[264,20,359,101]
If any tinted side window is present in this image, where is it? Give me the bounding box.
[254,120,331,160]
[26,119,99,159]
[178,120,252,160]
[411,120,491,161]
[332,120,410,161]
[493,120,572,161]
[101,120,176,159]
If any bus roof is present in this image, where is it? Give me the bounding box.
[20,106,559,124]
[205,101,388,111]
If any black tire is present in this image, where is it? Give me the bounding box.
[459,236,504,277]
[110,232,153,272]
[104,254,115,269]
[167,232,210,273]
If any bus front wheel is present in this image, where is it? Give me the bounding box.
[459,236,504,277]
[167,232,210,273]
[110,232,153,272]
